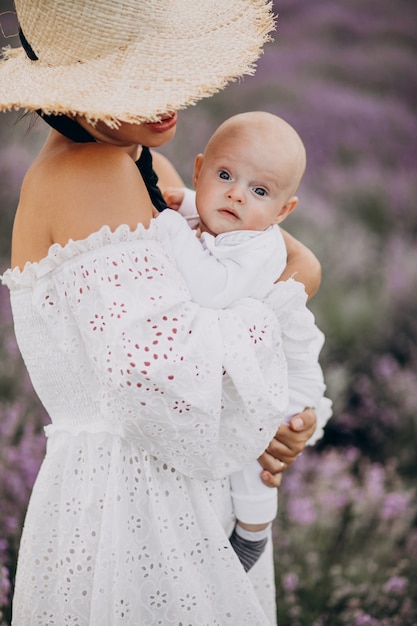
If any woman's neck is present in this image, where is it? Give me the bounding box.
[74,116,141,159]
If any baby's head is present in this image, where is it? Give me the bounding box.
[193,111,306,236]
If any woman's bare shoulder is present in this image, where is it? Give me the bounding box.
[12,142,154,268]
[34,142,154,237]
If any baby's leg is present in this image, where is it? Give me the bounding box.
[229,522,272,572]
[230,460,277,571]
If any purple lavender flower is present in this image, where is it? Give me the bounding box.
[383,576,408,596]
[0,566,10,609]
[287,496,317,526]
[354,613,381,626]
[381,493,410,521]
[283,572,300,593]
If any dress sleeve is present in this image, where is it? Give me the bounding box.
[158,209,287,308]
[263,279,333,444]
[41,234,289,479]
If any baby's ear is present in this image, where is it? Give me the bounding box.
[192,154,204,189]
[274,196,298,224]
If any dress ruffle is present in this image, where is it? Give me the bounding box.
[1,220,164,289]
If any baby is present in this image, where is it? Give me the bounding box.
[160,111,304,308]
[157,111,331,570]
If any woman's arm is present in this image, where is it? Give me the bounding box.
[279,228,321,300]
[273,234,323,461]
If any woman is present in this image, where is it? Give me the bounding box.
[1,1,318,623]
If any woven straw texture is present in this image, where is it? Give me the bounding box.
[0,0,275,125]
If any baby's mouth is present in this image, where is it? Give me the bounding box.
[218,207,239,219]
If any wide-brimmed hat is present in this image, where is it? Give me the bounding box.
[0,0,275,126]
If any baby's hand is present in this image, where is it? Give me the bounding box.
[163,187,185,211]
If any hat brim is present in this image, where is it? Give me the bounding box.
[0,2,275,125]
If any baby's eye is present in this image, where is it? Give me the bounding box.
[253,187,267,197]
[218,170,231,180]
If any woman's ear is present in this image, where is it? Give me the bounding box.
[192,153,204,189]
[274,196,299,224]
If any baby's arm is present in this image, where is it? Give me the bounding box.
[162,187,322,301]
[157,209,286,308]
[163,187,185,212]
[164,187,201,228]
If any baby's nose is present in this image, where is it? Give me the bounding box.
[226,184,245,203]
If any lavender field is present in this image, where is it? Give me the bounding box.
[1,0,416,624]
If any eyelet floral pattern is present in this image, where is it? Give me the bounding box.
[2,221,301,625]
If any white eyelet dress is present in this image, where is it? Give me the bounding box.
[2,219,294,626]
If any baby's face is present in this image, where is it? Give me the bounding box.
[194,128,294,237]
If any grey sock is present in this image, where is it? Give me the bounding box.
[229,526,268,572]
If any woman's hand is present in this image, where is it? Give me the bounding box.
[258,407,317,487]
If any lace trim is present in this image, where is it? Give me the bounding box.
[1,219,163,290]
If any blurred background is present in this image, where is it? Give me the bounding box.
[1,0,416,624]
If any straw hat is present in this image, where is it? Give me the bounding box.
[0,0,275,126]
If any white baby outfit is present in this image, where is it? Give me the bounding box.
[158,206,332,526]
[157,207,288,309]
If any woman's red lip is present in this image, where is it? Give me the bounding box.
[145,112,177,133]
